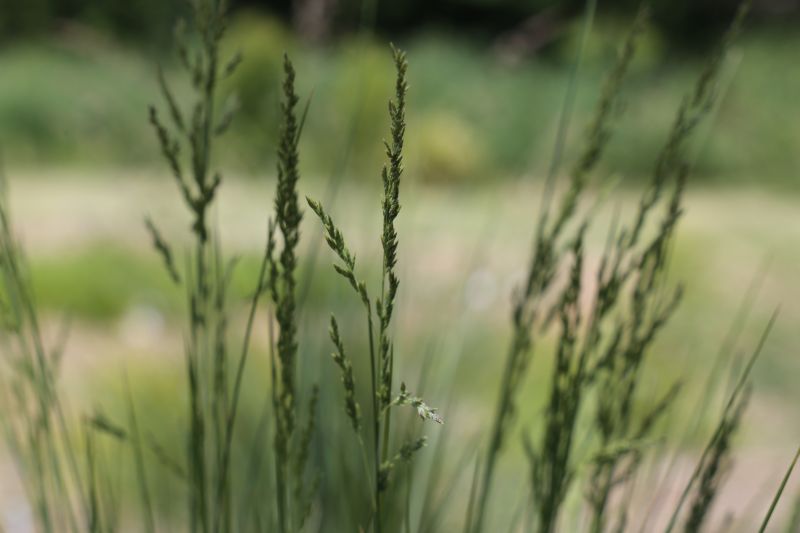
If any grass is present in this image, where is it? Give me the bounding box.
[0,0,799,532]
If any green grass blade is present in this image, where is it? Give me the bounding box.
[758,445,800,533]
[123,371,155,533]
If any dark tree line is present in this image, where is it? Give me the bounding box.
[0,0,796,48]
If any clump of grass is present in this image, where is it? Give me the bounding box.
[468,5,646,530]
[467,2,768,533]
[307,45,443,532]
[3,0,800,531]
[149,0,321,530]
[146,1,308,531]
[530,3,757,532]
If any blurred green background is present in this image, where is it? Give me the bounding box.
[0,0,799,529]
[0,0,799,184]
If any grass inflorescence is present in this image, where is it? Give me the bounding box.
[307,44,444,532]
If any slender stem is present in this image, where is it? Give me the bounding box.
[357,434,377,504]
[757,445,800,533]
[358,431,378,533]
[381,403,392,478]
[589,465,613,533]
[405,466,413,533]
[379,273,392,469]
[366,305,381,533]
[194,239,210,533]
[471,334,522,533]
[215,233,272,532]
[124,371,155,533]
[269,311,288,533]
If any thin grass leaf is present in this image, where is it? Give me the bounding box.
[758,445,800,533]
[123,372,155,533]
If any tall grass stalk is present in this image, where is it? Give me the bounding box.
[308,45,442,533]
[267,53,319,533]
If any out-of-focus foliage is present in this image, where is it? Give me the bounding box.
[219,10,294,148]
[0,0,181,42]
[288,0,794,45]
[1,17,799,186]
[1,0,798,47]
[411,111,486,183]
